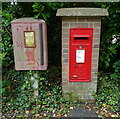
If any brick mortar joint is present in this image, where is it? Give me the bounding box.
[62,22,101,23]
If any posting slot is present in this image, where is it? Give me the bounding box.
[74,35,89,40]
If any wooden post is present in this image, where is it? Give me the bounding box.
[31,74,39,97]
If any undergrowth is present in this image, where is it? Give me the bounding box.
[2,67,78,118]
[95,60,120,115]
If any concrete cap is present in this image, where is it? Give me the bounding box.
[56,8,108,16]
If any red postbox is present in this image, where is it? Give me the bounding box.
[11,18,48,70]
[69,28,93,82]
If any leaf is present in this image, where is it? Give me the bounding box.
[47,91,51,96]
[70,107,74,109]
[42,13,49,21]
[57,114,61,117]
[6,86,10,90]
[25,110,29,114]
[42,101,47,104]
[52,109,55,113]
[105,113,111,117]
[111,114,119,117]
[43,114,47,117]
[3,97,6,100]
[102,103,107,107]
[85,105,90,109]
[96,111,99,114]
[35,114,40,117]
[64,114,67,117]
[105,61,109,66]
[31,110,35,114]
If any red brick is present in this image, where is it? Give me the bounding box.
[93,33,100,38]
[62,34,69,38]
[92,68,98,72]
[62,43,69,48]
[62,73,69,78]
[91,72,98,78]
[94,23,101,28]
[92,63,98,68]
[78,17,86,22]
[62,81,68,85]
[63,58,68,63]
[62,67,69,73]
[62,22,69,27]
[92,48,99,54]
[74,23,88,28]
[89,23,93,27]
[63,49,69,53]
[91,79,97,83]
[62,38,69,43]
[62,79,68,83]
[92,58,98,63]
[94,28,101,33]
[62,63,69,68]
[86,17,101,22]
[62,54,69,58]
[62,17,77,22]
[92,53,99,58]
[93,43,100,48]
[62,28,69,34]
[69,23,74,28]
[93,38,100,44]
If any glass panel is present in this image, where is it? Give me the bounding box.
[24,31,35,47]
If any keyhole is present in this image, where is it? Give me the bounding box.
[80,45,82,48]
[74,64,77,67]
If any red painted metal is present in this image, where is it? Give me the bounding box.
[69,28,93,82]
[11,18,48,70]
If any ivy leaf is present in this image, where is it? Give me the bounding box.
[105,61,109,67]
[42,13,48,21]
[25,110,29,114]
[42,101,47,105]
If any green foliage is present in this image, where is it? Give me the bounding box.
[95,60,120,113]
[98,2,120,72]
[99,42,120,72]
[2,9,14,68]
[2,2,34,69]
[95,2,120,114]
[95,76,119,112]
[2,2,120,117]
[110,60,120,79]
[32,3,64,22]
[2,68,76,117]
[32,3,64,66]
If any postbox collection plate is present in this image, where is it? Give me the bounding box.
[69,28,93,82]
[76,50,85,63]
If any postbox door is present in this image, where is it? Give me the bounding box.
[69,28,93,82]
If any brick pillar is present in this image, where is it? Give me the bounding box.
[56,8,108,100]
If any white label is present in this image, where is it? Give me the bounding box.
[76,50,85,63]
